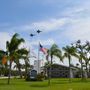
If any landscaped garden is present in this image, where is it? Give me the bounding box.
[0,78,90,90]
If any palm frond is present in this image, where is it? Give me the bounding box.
[49,44,62,62]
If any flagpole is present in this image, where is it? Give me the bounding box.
[38,41,40,73]
[30,33,35,71]
[37,30,42,74]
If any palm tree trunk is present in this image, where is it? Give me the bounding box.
[48,70,51,86]
[48,55,53,86]
[48,67,51,86]
[68,56,71,82]
[18,67,22,78]
[89,64,90,72]
[86,62,88,78]
[24,62,28,79]
[17,64,22,79]
[8,61,12,85]
[80,58,84,80]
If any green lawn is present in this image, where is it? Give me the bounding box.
[0,78,90,90]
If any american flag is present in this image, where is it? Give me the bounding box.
[39,43,47,55]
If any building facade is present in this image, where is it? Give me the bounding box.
[46,64,78,78]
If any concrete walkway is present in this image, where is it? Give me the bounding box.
[0,76,18,79]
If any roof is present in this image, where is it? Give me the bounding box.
[51,64,79,70]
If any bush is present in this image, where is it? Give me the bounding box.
[26,71,45,81]
[37,72,45,81]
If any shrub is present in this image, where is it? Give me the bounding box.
[37,72,45,81]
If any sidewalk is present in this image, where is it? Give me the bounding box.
[0,76,17,79]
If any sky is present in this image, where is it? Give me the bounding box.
[0,0,90,66]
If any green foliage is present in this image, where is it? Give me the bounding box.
[63,45,77,59]
[0,50,7,64]
[6,33,26,84]
[37,72,45,81]
[49,44,62,61]
[25,75,31,81]
[6,33,25,54]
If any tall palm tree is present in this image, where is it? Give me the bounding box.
[23,61,30,79]
[73,40,87,80]
[24,57,30,79]
[6,33,25,84]
[83,41,90,78]
[19,49,30,79]
[48,44,62,85]
[63,45,77,82]
[14,48,30,78]
[83,55,90,78]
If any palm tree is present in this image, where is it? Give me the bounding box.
[6,33,25,84]
[24,57,30,79]
[23,61,30,79]
[14,48,30,78]
[63,45,77,82]
[83,41,90,78]
[48,44,62,85]
[21,49,30,79]
[73,40,87,80]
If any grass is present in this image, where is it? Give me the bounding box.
[0,78,90,90]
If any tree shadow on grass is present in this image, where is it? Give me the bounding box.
[51,79,69,85]
[0,83,13,86]
[73,79,90,84]
[52,81,69,85]
[51,78,89,85]
[30,84,49,88]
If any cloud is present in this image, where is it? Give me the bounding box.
[31,18,67,32]
[62,7,87,17]
[64,17,90,42]
[30,39,55,46]
[0,0,90,48]
[9,18,67,33]
[7,1,90,34]
[0,32,31,51]
[0,32,11,50]
[3,0,90,34]
[57,0,90,22]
